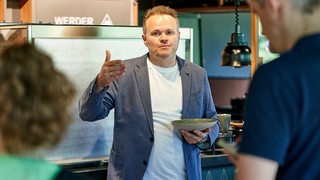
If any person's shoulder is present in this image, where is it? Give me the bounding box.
[253,56,288,81]
[123,54,147,64]
[177,56,203,70]
[122,54,147,70]
[55,168,93,180]
[181,60,206,75]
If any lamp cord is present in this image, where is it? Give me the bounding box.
[234,0,240,33]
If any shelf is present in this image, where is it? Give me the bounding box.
[176,5,250,13]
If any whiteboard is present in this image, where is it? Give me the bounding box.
[34,34,190,161]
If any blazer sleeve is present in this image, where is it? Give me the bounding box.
[78,77,113,121]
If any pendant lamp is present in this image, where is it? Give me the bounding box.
[221,0,251,68]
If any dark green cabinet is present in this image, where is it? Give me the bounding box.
[203,166,235,180]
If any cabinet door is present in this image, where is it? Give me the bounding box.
[202,166,235,180]
[0,0,4,22]
[21,0,32,22]
[180,13,201,65]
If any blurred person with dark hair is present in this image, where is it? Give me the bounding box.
[0,43,89,179]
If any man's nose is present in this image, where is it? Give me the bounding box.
[160,33,168,42]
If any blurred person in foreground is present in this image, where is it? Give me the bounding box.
[79,5,220,180]
[0,43,89,179]
[225,0,320,179]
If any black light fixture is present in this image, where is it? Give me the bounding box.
[221,0,251,68]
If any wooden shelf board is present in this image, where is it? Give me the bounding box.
[176,6,250,13]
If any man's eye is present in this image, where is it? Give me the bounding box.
[166,31,174,35]
[151,32,161,36]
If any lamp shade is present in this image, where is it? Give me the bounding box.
[221,0,251,68]
[221,31,251,68]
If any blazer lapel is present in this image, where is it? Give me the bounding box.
[178,58,192,119]
[134,55,154,135]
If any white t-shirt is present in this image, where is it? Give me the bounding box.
[143,58,186,180]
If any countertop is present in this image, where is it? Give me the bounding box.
[57,153,233,173]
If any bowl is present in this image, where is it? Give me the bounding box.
[171,118,217,131]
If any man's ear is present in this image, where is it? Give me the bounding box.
[267,0,284,13]
[266,0,286,22]
[142,34,147,46]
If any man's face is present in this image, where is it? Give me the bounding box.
[247,0,285,53]
[142,15,180,59]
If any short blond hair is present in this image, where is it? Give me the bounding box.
[142,5,179,34]
[0,43,76,154]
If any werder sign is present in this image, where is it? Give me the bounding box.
[32,0,135,25]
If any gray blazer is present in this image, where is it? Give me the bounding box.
[79,54,220,180]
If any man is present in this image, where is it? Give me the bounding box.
[227,0,320,179]
[79,5,220,180]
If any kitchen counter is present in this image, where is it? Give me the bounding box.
[59,153,235,180]
[201,153,233,168]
